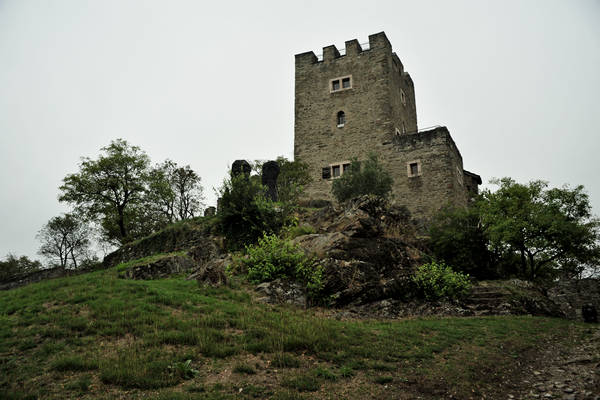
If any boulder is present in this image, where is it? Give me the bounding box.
[254,278,306,307]
[186,256,229,288]
[122,255,196,280]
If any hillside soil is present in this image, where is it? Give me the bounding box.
[1,266,598,400]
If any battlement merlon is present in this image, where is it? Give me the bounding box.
[295,32,408,67]
[295,51,318,66]
[323,45,340,62]
[368,31,392,51]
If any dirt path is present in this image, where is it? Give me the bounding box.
[512,325,600,400]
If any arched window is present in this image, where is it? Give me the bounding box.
[337,111,346,127]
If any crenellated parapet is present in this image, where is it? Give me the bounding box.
[295,31,397,65]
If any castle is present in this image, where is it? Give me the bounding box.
[294,32,481,221]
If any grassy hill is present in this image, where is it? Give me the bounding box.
[0,263,587,400]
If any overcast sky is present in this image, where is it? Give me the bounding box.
[1,0,599,262]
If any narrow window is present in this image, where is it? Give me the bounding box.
[410,163,418,176]
[332,80,340,91]
[401,89,407,105]
[337,111,346,127]
[342,77,351,88]
[332,165,341,177]
[402,121,407,134]
[342,163,351,173]
[322,167,331,179]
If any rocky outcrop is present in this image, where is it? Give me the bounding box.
[548,278,600,321]
[254,278,306,307]
[103,222,216,268]
[0,264,106,291]
[291,195,423,306]
[186,255,230,288]
[121,255,196,280]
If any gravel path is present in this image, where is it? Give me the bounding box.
[513,325,600,400]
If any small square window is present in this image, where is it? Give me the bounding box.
[407,160,421,177]
[332,165,341,177]
[330,75,352,92]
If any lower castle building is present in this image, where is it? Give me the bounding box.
[294,32,481,220]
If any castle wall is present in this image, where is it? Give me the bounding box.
[386,127,468,220]
[294,32,479,221]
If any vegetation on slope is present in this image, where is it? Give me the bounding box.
[0,263,587,400]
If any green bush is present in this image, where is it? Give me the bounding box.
[331,153,393,203]
[217,174,287,250]
[235,234,323,295]
[412,262,471,301]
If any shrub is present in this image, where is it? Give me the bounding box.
[217,174,286,250]
[412,262,471,301]
[235,234,323,295]
[331,153,393,203]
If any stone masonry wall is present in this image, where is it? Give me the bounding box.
[294,32,418,204]
[294,32,476,221]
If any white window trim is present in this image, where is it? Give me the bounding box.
[330,75,353,93]
[407,160,422,178]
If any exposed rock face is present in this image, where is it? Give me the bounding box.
[103,225,215,268]
[122,255,196,280]
[292,195,423,306]
[187,255,229,288]
[548,279,600,321]
[255,278,306,307]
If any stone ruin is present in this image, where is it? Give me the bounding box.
[261,160,280,201]
[231,159,251,178]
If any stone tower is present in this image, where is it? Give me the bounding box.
[294,32,481,221]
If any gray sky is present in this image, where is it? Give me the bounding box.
[1,0,599,261]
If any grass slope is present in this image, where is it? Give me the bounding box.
[0,262,586,399]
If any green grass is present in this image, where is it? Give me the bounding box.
[0,263,588,399]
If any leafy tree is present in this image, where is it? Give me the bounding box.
[331,153,393,203]
[146,160,204,223]
[251,157,311,205]
[37,213,93,269]
[428,205,497,279]
[0,254,42,281]
[59,139,150,244]
[480,178,600,280]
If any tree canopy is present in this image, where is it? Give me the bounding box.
[59,139,204,245]
[59,139,150,244]
[37,213,93,269]
[429,178,600,281]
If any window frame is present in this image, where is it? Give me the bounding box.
[330,75,353,93]
[337,111,346,128]
[407,160,422,178]
[322,160,352,180]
